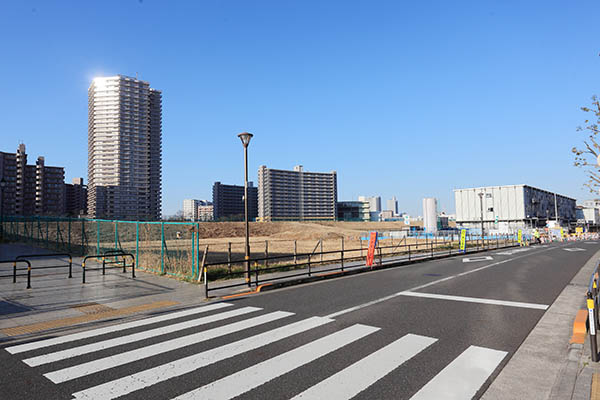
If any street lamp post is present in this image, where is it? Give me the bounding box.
[238,132,253,287]
[478,192,484,249]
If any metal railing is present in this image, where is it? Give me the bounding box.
[16,253,73,279]
[0,259,32,288]
[202,234,519,297]
[82,251,135,283]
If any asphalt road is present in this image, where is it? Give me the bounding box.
[1,240,598,400]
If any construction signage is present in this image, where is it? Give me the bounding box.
[366,231,378,267]
[518,229,522,245]
[459,229,467,252]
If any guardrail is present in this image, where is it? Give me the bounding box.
[16,253,73,278]
[82,252,135,283]
[0,259,32,288]
[588,266,600,361]
[202,234,519,297]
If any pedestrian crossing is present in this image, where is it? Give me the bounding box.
[4,302,508,400]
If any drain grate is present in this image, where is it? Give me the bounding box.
[69,302,114,314]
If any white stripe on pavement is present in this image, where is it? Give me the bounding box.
[25,306,262,367]
[45,310,294,383]
[6,302,233,354]
[71,316,333,400]
[398,291,549,310]
[291,333,437,400]
[409,345,507,400]
[173,324,380,400]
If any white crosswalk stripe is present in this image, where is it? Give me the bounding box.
[4,303,509,400]
[6,302,233,354]
[45,310,294,383]
[25,306,262,366]
[409,345,507,399]
[71,315,334,400]
[173,324,380,400]
[291,333,437,400]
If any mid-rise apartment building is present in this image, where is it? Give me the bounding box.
[65,178,88,216]
[0,151,17,217]
[258,165,337,221]
[88,75,162,220]
[213,182,258,221]
[0,144,65,216]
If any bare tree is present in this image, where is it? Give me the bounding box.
[573,95,600,193]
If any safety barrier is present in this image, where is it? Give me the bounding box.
[0,259,32,288]
[202,233,519,297]
[15,253,73,279]
[82,252,135,283]
[588,266,600,361]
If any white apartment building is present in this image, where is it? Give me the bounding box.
[87,75,162,220]
[258,165,337,221]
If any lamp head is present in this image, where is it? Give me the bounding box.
[238,132,253,148]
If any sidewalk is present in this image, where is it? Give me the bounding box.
[482,246,600,400]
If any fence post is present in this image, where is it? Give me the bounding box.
[68,256,72,278]
[27,262,31,289]
[13,261,16,283]
[228,242,232,273]
[161,222,165,274]
[589,292,599,362]
[96,220,100,255]
[196,223,200,278]
[378,246,382,266]
[102,256,106,275]
[265,240,269,268]
[115,221,118,252]
[308,254,311,276]
[341,237,344,271]
[294,240,297,266]
[81,219,85,255]
[191,230,195,277]
[320,239,323,263]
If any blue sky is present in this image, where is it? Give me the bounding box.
[1,1,599,216]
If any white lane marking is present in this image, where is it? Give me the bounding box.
[494,248,531,256]
[291,334,437,400]
[70,316,333,400]
[6,302,232,354]
[585,242,597,244]
[25,306,262,367]
[324,245,559,319]
[46,310,294,383]
[564,248,586,252]
[462,256,493,263]
[172,324,380,400]
[409,345,507,400]
[398,291,548,310]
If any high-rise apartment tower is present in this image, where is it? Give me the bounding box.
[87,75,162,220]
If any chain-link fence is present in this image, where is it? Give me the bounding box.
[0,216,201,279]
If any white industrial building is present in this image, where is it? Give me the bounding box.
[454,185,576,232]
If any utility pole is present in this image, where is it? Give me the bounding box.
[554,192,559,224]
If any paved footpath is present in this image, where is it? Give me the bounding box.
[0,240,598,399]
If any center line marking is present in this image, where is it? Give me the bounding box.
[397,291,548,310]
[323,244,561,319]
